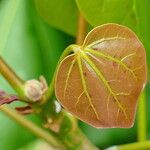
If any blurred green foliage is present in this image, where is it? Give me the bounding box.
[76,0,136,30]
[0,0,73,149]
[35,0,78,36]
[0,0,150,150]
[77,0,150,76]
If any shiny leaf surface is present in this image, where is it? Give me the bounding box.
[55,24,147,128]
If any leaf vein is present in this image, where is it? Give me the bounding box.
[85,49,137,81]
[77,56,100,120]
[63,58,76,98]
[81,52,129,121]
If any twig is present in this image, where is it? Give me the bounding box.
[0,105,65,150]
[76,13,87,45]
[0,57,24,97]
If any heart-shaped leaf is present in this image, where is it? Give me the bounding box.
[55,23,147,128]
[135,0,150,79]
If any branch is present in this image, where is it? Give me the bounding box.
[76,13,88,45]
[0,105,65,150]
[0,57,24,97]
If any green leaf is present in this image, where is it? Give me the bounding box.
[135,0,150,79]
[29,0,74,82]
[80,121,136,149]
[34,0,78,36]
[0,1,42,149]
[0,0,43,80]
[76,0,136,30]
[76,0,150,78]
[0,0,71,149]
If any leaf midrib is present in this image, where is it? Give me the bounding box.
[81,51,129,121]
[62,48,133,121]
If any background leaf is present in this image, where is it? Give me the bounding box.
[80,121,136,148]
[0,1,43,149]
[76,0,150,79]
[0,0,150,149]
[28,0,74,82]
[34,0,78,36]
[76,0,136,30]
[0,0,73,149]
[135,0,150,79]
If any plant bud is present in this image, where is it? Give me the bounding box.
[24,80,44,102]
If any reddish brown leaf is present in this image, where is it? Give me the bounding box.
[55,23,147,128]
[0,90,18,105]
[15,105,33,115]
